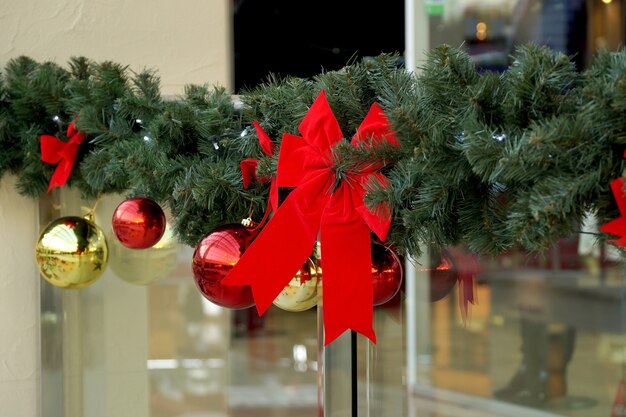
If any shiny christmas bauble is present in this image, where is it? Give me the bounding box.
[111,197,166,249]
[35,216,108,289]
[272,257,319,312]
[429,250,458,302]
[371,242,403,306]
[192,224,256,309]
[108,223,180,285]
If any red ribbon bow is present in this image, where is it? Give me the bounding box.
[240,121,279,211]
[40,121,86,192]
[224,90,399,345]
[600,150,626,246]
[601,177,626,247]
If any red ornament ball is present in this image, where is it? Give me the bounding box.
[192,224,256,309]
[112,197,166,249]
[429,250,458,302]
[371,242,403,306]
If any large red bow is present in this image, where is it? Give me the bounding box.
[40,121,86,192]
[224,91,399,344]
[240,121,279,211]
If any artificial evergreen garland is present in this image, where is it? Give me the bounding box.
[1,44,625,257]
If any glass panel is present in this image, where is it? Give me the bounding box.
[40,191,319,417]
[400,2,626,416]
[362,299,406,417]
[413,234,626,416]
[429,0,623,71]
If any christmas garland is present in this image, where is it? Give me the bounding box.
[2,44,625,256]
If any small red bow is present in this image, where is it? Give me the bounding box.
[225,91,399,345]
[601,177,626,247]
[40,121,86,192]
[240,121,279,211]
[600,150,626,246]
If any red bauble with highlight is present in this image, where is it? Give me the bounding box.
[112,197,166,249]
[371,242,403,306]
[192,224,256,309]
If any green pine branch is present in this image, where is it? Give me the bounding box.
[1,45,626,258]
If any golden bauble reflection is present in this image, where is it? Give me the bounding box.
[108,223,180,285]
[35,216,108,289]
[273,257,320,312]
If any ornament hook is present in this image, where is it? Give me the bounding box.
[85,194,103,222]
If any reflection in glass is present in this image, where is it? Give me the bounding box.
[418,233,625,416]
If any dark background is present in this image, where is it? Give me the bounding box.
[233,0,405,92]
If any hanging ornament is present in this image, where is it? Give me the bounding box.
[427,247,477,319]
[35,216,108,289]
[371,241,403,306]
[272,257,320,312]
[429,249,458,302]
[108,223,180,285]
[111,197,166,249]
[192,223,256,309]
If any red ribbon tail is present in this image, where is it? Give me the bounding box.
[611,178,626,214]
[252,121,275,156]
[601,178,626,247]
[457,274,476,323]
[612,236,626,247]
[601,219,626,247]
[240,159,259,189]
[320,192,376,345]
[40,135,64,164]
[269,179,279,212]
[48,154,75,192]
[70,131,86,146]
[222,175,331,315]
[67,122,77,137]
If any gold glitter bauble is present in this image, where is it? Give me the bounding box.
[272,257,320,312]
[35,216,108,289]
[108,223,180,285]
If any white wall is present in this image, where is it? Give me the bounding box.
[0,0,232,93]
[0,175,40,417]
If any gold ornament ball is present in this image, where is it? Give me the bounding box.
[273,257,320,312]
[108,223,180,285]
[35,216,108,289]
